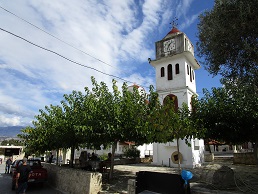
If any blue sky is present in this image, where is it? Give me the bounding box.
[0,0,221,127]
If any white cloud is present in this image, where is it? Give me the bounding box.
[179,12,200,30]
[0,0,204,127]
[0,115,22,126]
[176,0,194,18]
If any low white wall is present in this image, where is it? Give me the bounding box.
[42,163,102,194]
[152,138,204,168]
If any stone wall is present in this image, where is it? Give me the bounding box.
[127,179,136,194]
[233,153,256,165]
[42,163,102,194]
[204,153,214,162]
[199,165,235,189]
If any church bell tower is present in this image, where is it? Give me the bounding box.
[150,24,200,108]
[149,23,204,168]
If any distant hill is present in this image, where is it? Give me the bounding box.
[0,126,24,138]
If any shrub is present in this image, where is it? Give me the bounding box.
[124,147,140,158]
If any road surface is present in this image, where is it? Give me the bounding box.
[0,162,63,194]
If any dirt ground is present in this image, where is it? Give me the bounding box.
[101,167,136,193]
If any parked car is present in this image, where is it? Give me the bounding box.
[11,159,48,190]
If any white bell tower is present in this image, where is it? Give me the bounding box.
[150,25,200,107]
[149,24,204,168]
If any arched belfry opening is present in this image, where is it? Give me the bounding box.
[163,94,178,111]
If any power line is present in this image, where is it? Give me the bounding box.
[0,27,205,96]
[0,27,135,84]
[0,5,155,88]
[0,5,115,68]
[0,8,205,96]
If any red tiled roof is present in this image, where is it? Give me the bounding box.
[167,27,180,35]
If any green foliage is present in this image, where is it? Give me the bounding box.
[99,153,109,161]
[18,76,158,169]
[18,126,45,155]
[147,96,206,170]
[0,139,23,146]
[195,79,258,144]
[197,0,258,81]
[18,75,205,171]
[148,98,205,143]
[124,147,140,158]
[197,0,258,161]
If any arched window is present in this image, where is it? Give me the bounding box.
[161,67,165,77]
[168,64,173,80]
[175,63,179,74]
[163,94,178,112]
[187,65,189,75]
[190,66,192,82]
[192,70,194,80]
[190,95,197,113]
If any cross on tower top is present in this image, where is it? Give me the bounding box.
[170,17,178,29]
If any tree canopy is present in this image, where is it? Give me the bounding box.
[19,76,204,171]
[195,80,258,163]
[197,1,258,163]
[1,139,23,146]
[196,79,258,145]
[197,0,258,82]
[18,77,160,168]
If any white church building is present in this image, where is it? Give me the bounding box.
[141,25,205,168]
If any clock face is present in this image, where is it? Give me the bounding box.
[163,39,175,53]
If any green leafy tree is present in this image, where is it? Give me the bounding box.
[18,76,171,174]
[119,83,153,145]
[19,90,95,166]
[196,80,258,163]
[124,147,140,158]
[197,0,258,164]
[19,104,66,158]
[1,139,23,146]
[60,91,86,167]
[148,97,205,170]
[58,89,97,167]
[18,126,45,156]
[86,77,153,179]
[197,0,258,82]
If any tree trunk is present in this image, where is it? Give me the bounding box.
[208,143,212,154]
[62,149,67,164]
[176,138,181,172]
[70,145,75,168]
[56,149,59,165]
[254,141,258,165]
[109,142,116,180]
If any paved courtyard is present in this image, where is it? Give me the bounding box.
[101,159,258,194]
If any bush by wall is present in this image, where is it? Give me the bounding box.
[124,147,140,158]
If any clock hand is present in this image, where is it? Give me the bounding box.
[167,42,171,49]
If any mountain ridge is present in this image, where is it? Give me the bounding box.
[0,126,24,137]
